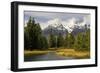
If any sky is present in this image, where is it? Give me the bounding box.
[24,11,90,32]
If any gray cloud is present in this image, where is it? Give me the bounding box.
[24,11,90,30]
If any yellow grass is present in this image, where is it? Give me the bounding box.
[24,50,49,56]
[56,49,90,59]
[24,48,90,59]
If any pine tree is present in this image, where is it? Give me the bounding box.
[64,34,68,48]
[57,34,64,48]
[68,33,75,48]
[64,33,75,48]
[74,33,83,49]
[49,34,56,48]
[24,27,29,50]
[74,29,90,51]
[39,36,48,50]
[24,16,49,50]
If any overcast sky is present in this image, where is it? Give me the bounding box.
[24,11,90,30]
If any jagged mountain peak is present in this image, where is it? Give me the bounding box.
[42,18,90,35]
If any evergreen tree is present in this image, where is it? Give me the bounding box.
[64,34,68,48]
[24,16,48,50]
[64,33,75,48]
[74,30,90,50]
[68,33,75,48]
[39,36,48,50]
[49,34,56,48]
[86,29,90,50]
[24,27,29,50]
[57,34,64,47]
[74,33,83,49]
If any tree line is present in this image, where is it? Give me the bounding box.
[24,17,90,51]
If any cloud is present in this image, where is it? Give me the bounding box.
[40,18,62,29]
[24,11,90,32]
[43,16,90,33]
[39,22,49,30]
[24,11,90,23]
[25,16,90,32]
[47,18,62,27]
[62,18,77,33]
[84,15,90,24]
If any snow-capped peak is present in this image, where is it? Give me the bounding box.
[42,17,90,33]
[47,18,62,28]
[47,18,67,31]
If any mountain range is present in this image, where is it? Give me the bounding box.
[42,18,90,36]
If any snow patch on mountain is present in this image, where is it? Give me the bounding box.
[47,18,62,28]
[40,17,90,33]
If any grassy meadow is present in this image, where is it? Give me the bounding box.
[24,48,90,59]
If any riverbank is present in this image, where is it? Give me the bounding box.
[24,50,49,56]
[24,48,90,59]
[56,49,90,59]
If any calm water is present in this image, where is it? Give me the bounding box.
[24,52,74,62]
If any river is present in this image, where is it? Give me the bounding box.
[24,51,74,62]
